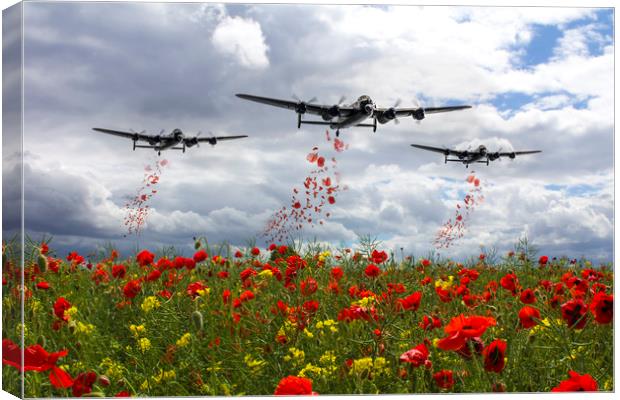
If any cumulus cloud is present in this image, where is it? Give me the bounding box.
[211,15,269,69]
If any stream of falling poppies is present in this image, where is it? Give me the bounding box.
[264,131,349,243]
[434,172,485,249]
[123,158,169,236]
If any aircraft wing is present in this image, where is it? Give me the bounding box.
[498,150,542,157]
[196,135,248,142]
[390,105,472,117]
[92,128,153,142]
[236,94,355,117]
[411,144,461,156]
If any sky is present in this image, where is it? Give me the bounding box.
[2,2,614,262]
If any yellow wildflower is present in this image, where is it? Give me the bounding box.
[141,296,161,313]
[303,328,314,338]
[257,269,273,279]
[196,288,211,297]
[99,358,124,380]
[138,337,151,353]
[129,324,146,337]
[176,332,192,347]
[283,347,305,364]
[244,354,266,372]
[75,322,95,335]
[318,251,331,263]
[299,363,325,378]
[65,306,78,319]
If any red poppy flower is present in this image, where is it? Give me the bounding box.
[399,343,429,367]
[421,259,431,267]
[217,271,229,279]
[327,196,336,205]
[518,306,540,329]
[146,269,162,282]
[2,339,73,388]
[397,292,422,312]
[251,247,261,256]
[364,264,381,278]
[433,370,455,389]
[500,273,519,295]
[331,267,344,281]
[136,250,155,267]
[552,371,598,392]
[419,315,442,330]
[114,391,131,397]
[561,299,588,329]
[111,264,126,279]
[278,245,288,255]
[53,297,72,321]
[193,250,208,263]
[36,281,50,290]
[186,281,207,299]
[239,290,255,302]
[240,268,257,281]
[274,376,316,395]
[300,277,318,296]
[435,286,452,303]
[123,279,141,299]
[317,157,325,168]
[520,288,536,304]
[72,371,97,397]
[234,250,243,258]
[590,292,613,324]
[437,314,496,351]
[482,339,507,373]
[370,250,388,264]
[538,255,549,265]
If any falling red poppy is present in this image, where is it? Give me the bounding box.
[2,339,74,388]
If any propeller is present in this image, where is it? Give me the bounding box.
[411,96,425,123]
[207,131,217,146]
[292,94,318,114]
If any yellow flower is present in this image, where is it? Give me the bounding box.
[176,332,192,347]
[244,354,266,372]
[432,338,440,348]
[65,306,78,319]
[257,269,273,279]
[152,369,176,384]
[141,296,161,313]
[138,337,151,353]
[318,251,331,262]
[129,324,146,337]
[283,347,305,364]
[30,299,42,313]
[99,358,124,380]
[196,288,211,297]
[303,328,314,338]
[299,363,325,378]
[350,357,389,376]
[319,351,336,366]
[353,295,375,308]
[75,322,95,335]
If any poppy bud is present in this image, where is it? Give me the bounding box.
[194,239,201,250]
[191,310,204,331]
[37,253,48,272]
[98,375,111,387]
[68,320,77,333]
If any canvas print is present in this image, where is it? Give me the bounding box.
[1,1,614,397]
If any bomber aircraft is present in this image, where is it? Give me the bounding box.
[236,93,472,136]
[411,144,542,168]
[92,128,248,155]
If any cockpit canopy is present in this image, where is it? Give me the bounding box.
[357,95,372,104]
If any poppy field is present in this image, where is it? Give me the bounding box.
[1,239,614,397]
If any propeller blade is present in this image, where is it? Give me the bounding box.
[337,95,346,105]
[307,96,317,104]
[393,98,402,108]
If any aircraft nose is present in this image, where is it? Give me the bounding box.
[364,103,374,115]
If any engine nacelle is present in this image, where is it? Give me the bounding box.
[207,137,217,146]
[376,108,396,124]
[185,138,199,148]
[295,102,307,114]
[327,105,341,118]
[488,152,500,161]
[412,108,425,121]
[509,152,516,159]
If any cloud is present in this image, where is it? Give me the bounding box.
[211,16,269,69]
[13,3,613,262]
